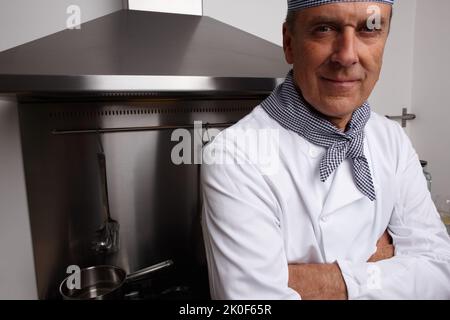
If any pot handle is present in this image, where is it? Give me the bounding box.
[126,259,174,282]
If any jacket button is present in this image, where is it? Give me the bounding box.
[320,216,329,222]
[309,146,320,158]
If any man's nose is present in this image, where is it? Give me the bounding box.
[331,29,359,67]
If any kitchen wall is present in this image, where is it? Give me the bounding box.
[0,0,123,52]
[0,0,123,300]
[128,0,202,15]
[409,0,450,204]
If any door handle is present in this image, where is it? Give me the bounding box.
[386,108,416,128]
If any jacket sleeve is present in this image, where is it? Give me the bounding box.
[338,125,450,299]
[201,134,300,300]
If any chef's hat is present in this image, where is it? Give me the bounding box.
[288,0,394,11]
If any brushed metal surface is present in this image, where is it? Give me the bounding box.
[19,97,261,299]
[0,10,289,93]
[0,74,284,94]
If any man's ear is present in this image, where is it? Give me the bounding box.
[283,23,294,65]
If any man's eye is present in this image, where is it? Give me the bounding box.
[315,25,333,33]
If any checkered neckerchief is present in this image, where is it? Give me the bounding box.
[261,70,376,201]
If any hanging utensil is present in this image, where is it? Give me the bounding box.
[92,133,120,254]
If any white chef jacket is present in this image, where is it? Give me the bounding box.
[201,105,450,300]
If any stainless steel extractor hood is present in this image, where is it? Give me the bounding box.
[0,9,288,94]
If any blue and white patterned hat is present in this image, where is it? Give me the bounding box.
[288,0,394,11]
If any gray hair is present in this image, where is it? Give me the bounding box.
[285,10,297,33]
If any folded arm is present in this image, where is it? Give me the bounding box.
[288,231,394,300]
[202,127,450,300]
[289,129,450,300]
[337,129,450,300]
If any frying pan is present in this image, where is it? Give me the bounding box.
[59,259,173,300]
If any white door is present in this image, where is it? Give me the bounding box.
[369,0,417,134]
[408,0,450,231]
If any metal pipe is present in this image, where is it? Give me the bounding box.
[51,122,235,135]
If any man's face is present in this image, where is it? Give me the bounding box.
[283,2,391,125]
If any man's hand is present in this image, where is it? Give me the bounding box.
[368,230,395,262]
[288,231,395,299]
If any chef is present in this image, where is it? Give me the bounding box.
[201,0,450,299]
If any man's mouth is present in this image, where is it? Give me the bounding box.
[321,76,361,88]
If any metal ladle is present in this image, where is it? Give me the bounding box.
[92,133,120,254]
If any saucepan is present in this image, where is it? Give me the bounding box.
[59,259,174,300]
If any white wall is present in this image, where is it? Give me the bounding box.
[409,0,450,202]
[369,0,417,121]
[203,0,287,46]
[0,0,123,299]
[0,0,123,52]
[128,0,202,15]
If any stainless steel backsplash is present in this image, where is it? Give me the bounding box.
[18,95,262,299]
